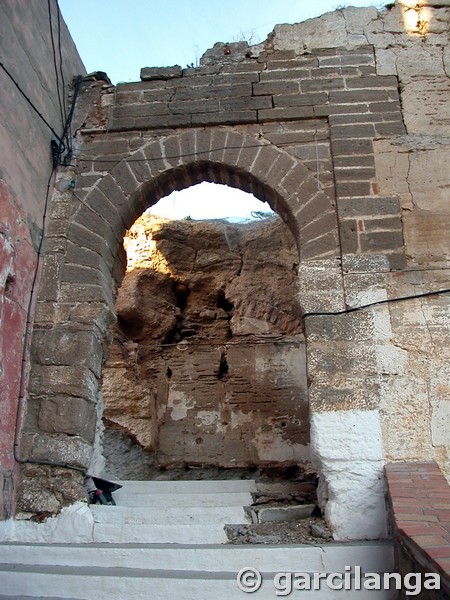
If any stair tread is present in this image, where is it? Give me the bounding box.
[113,479,257,493]
[0,542,395,574]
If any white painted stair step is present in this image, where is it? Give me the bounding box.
[91,522,230,544]
[113,479,257,494]
[112,490,254,507]
[0,565,400,600]
[90,504,249,525]
[0,541,394,573]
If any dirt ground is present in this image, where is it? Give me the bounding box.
[226,516,333,545]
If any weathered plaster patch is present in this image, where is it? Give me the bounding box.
[270,7,378,54]
[167,388,193,421]
[229,409,254,430]
[196,410,222,431]
[252,427,309,463]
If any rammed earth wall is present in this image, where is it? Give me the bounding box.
[6,2,450,541]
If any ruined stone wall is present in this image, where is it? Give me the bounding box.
[102,215,308,477]
[12,2,450,542]
[0,0,85,519]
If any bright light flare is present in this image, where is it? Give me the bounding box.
[399,1,431,35]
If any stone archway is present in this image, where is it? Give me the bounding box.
[19,130,339,515]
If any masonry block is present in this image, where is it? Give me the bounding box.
[25,433,93,470]
[345,75,399,89]
[220,96,272,111]
[331,124,376,139]
[336,180,372,197]
[330,89,398,104]
[338,196,401,218]
[113,103,169,119]
[29,365,99,404]
[300,231,340,260]
[59,282,112,304]
[73,206,119,254]
[273,92,328,108]
[140,66,182,81]
[339,220,359,254]
[169,99,219,115]
[110,160,140,197]
[16,463,86,514]
[374,121,406,136]
[294,191,336,225]
[300,211,339,246]
[36,254,62,302]
[31,328,103,377]
[252,81,299,96]
[360,230,404,253]
[260,68,312,82]
[81,186,124,231]
[191,110,257,126]
[301,78,345,93]
[259,106,315,122]
[126,149,153,185]
[331,138,374,156]
[38,396,97,442]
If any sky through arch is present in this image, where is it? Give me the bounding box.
[148,182,274,222]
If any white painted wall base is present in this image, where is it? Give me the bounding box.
[0,502,95,543]
[311,409,388,541]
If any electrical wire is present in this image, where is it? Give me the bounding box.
[0,61,62,141]
[59,75,83,166]
[110,288,449,354]
[301,287,450,320]
[56,0,67,124]
[48,0,65,130]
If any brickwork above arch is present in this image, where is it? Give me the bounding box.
[77,42,407,271]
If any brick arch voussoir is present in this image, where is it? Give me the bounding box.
[114,128,340,258]
[68,197,123,278]
[245,145,340,261]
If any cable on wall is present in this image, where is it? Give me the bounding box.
[48,0,65,129]
[301,287,450,320]
[0,61,62,141]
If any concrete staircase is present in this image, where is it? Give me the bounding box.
[0,479,398,599]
